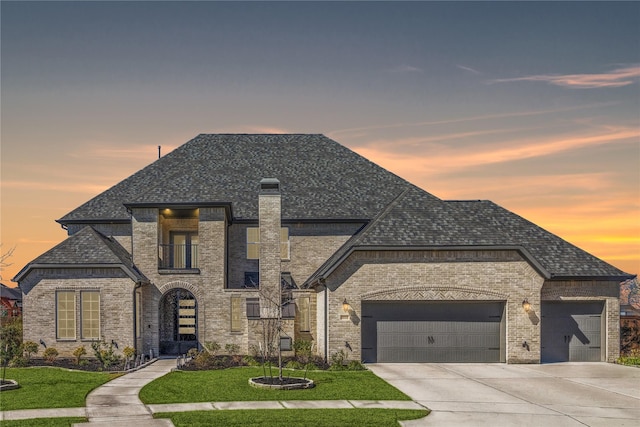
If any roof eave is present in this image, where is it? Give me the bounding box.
[13,263,149,284]
[303,244,554,288]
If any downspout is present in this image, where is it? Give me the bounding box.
[133,281,143,354]
[321,279,328,362]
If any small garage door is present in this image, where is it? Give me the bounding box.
[541,301,604,363]
[362,301,505,363]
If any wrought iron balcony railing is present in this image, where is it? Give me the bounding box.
[158,244,199,269]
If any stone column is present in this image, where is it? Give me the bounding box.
[258,178,281,318]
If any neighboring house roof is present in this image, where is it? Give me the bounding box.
[58,134,431,224]
[0,283,22,300]
[305,187,632,285]
[13,226,148,283]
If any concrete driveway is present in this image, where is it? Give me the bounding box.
[368,363,640,427]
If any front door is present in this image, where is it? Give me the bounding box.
[159,288,198,355]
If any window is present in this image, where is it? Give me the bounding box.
[246,298,260,319]
[246,227,290,260]
[81,291,100,340]
[56,291,76,340]
[299,297,310,332]
[280,228,290,260]
[244,272,259,288]
[170,231,198,269]
[231,297,242,332]
[247,228,260,259]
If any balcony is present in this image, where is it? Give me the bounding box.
[159,244,199,270]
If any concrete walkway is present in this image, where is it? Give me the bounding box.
[0,358,426,426]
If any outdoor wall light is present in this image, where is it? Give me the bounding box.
[342,299,352,313]
[111,340,118,349]
[522,299,532,313]
[39,339,46,348]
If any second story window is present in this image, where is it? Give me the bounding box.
[158,208,199,270]
[246,227,290,260]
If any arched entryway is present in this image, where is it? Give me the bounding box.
[159,288,198,355]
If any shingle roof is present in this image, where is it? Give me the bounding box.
[59,134,432,223]
[0,283,22,300]
[305,187,632,284]
[13,226,148,282]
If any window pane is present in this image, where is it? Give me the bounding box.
[81,292,100,340]
[280,228,290,260]
[57,292,76,339]
[247,227,260,259]
[299,297,310,332]
[231,297,241,332]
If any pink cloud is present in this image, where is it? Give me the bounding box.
[490,65,640,89]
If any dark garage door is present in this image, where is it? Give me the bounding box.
[362,301,505,363]
[541,301,604,363]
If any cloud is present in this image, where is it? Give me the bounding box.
[490,65,640,89]
[352,125,639,176]
[386,64,423,73]
[457,65,481,74]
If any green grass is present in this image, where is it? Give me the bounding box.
[140,367,410,403]
[0,418,87,427]
[155,409,428,426]
[1,367,119,410]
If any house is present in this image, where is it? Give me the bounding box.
[13,134,634,363]
[1,283,22,324]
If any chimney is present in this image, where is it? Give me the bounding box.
[258,178,281,318]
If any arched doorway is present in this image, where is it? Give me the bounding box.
[159,288,198,355]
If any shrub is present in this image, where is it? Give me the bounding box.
[123,346,136,360]
[225,343,240,355]
[203,341,221,356]
[91,339,122,370]
[72,345,87,365]
[187,347,200,358]
[193,351,215,369]
[9,355,28,367]
[22,341,39,361]
[329,349,348,370]
[243,355,260,366]
[43,347,59,363]
[617,348,640,366]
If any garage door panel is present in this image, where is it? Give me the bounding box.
[541,302,603,363]
[363,302,504,363]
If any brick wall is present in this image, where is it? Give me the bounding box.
[322,249,545,363]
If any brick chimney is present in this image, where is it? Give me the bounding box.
[258,178,281,318]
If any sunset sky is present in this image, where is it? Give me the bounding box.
[1,1,639,284]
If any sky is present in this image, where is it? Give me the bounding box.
[1,1,639,283]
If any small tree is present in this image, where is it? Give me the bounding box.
[0,318,22,381]
[91,339,122,370]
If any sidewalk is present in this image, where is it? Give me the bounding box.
[0,358,426,426]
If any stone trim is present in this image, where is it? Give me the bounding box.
[361,285,507,301]
[158,280,202,300]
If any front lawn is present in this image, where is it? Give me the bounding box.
[0,367,119,410]
[155,408,428,427]
[140,367,410,403]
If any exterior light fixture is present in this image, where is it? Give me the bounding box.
[522,299,532,313]
[342,299,351,313]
